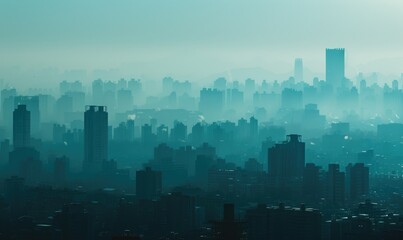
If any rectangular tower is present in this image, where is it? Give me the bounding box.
[268,134,305,180]
[294,58,303,82]
[84,105,108,173]
[326,48,345,89]
[13,105,30,149]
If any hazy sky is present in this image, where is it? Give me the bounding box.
[1,0,403,86]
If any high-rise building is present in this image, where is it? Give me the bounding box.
[326,48,345,88]
[327,164,345,207]
[346,163,369,201]
[268,134,305,180]
[170,121,187,142]
[14,96,40,136]
[281,88,303,109]
[83,106,108,173]
[13,105,30,149]
[249,116,258,140]
[268,134,305,197]
[136,167,162,200]
[92,79,104,105]
[199,88,224,120]
[303,163,322,202]
[214,77,227,91]
[294,58,303,82]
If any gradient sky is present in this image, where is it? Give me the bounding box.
[1,0,403,87]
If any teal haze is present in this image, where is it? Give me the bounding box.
[0,0,402,88]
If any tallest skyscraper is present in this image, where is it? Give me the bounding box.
[84,105,108,174]
[326,48,345,89]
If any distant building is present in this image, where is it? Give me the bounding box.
[303,163,322,202]
[83,106,108,173]
[226,88,244,110]
[53,124,66,143]
[327,164,345,207]
[268,134,305,198]
[199,88,224,120]
[281,88,303,109]
[13,105,31,149]
[268,134,305,180]
[214,77,227,91]
[294,58,303,82]
[14,96,40,136]
[346,163,369,201]
[170,121,187,142]
[326,48,345,89]
[136,167,162,200]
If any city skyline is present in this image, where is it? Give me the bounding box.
[1,0,403,89]
[1,1,403,239]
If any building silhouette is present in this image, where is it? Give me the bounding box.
[199,88,224,120]
[327,164,345,207]
[281,88,303,109]
[268,134,305,198]
[294,58,303,82]
[13,105,30,149]
[14,96,40,136]
[136,167,162,200]
[303,163,322,202]
[326,48,345,89]
[346,163,369,201]
[83,105,108,174]
[268,134,305,181]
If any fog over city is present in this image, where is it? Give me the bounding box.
[1,1,403,240]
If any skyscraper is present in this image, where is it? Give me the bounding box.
[346,163,369,201]
[294,58,303,82]
[13,105,30,149]
[14,96,40,136]
[199,88,224,120]
[136,167,162,200]
[268,134,305,180]
[326,48,345,88]
[327,164,345,207]
[84,105,108,173]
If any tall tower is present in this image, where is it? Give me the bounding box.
[294,58,303,82]
[14,96,40,136]
[268,134,305,180]
[326,48,345,88]
[84,105,108,173]
[136,167,162,200]
[13,105,30,149]
[327,164,345,206]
